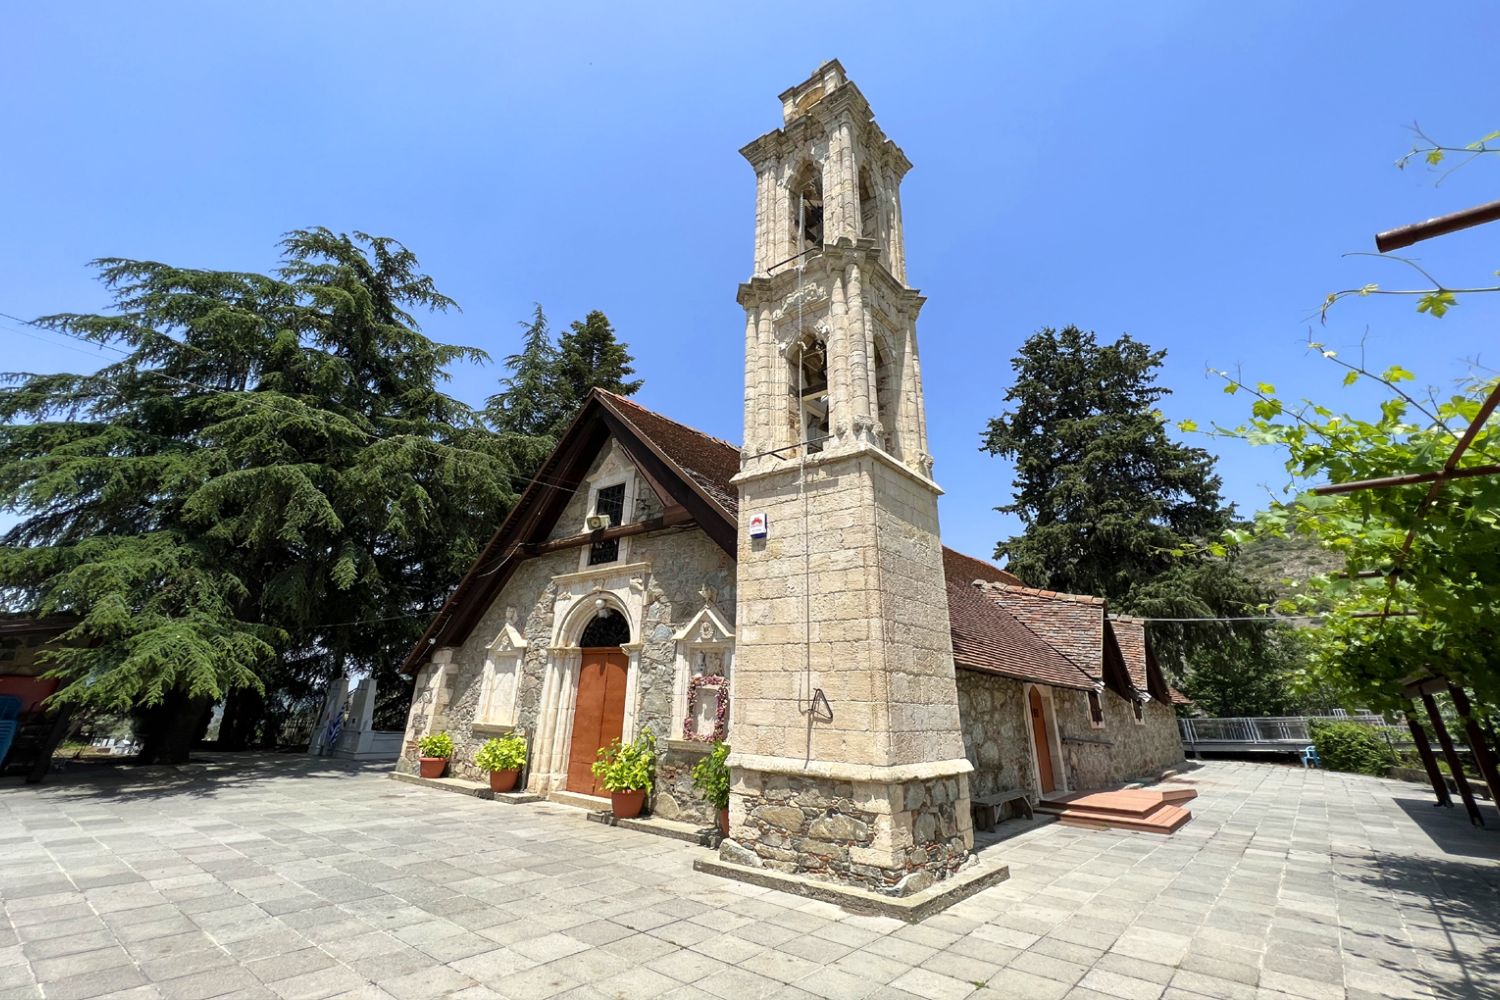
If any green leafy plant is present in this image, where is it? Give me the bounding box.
[690,741,730,810]
[474,733,527,773]
[591,728,656,793]
[1309,721,1397,776]
[417,731,454,759]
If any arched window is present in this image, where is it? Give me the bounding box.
[789,162,823,252]
[579,608,629,648]
[789,336,829,455]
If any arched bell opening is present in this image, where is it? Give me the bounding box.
[789,161,824,253]
[788,333,829,456]
[859,164,880,241]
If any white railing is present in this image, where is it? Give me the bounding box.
[1179,715,1387,746]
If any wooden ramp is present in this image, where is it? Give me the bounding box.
[1035,787,1196,834]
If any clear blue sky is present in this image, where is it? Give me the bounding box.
[4,3,1498,561]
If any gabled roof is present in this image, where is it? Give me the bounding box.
[398,390,739,674]
[978,583,1105,677]
[1111,616,1192,705]
[400,392,1166,700]
[946,577,1096,690]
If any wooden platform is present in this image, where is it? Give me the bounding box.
[1035,787,1196,834]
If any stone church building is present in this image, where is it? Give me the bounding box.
[397,61,1185,899]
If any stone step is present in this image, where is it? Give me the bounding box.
[390,771,492,799]
[586,811,721,846]
[548,789,612,812]
[1052,803,1192,835]
[1036,787,1195,818]
[388,771,544,804]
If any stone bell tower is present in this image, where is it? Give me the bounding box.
[722,61,974,897]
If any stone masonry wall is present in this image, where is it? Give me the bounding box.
[653,741,714,826]
[724,770,970,896]
[956,671,1035,801]
[1054,687,1184,789]
[732,450,964,770]
[399,440,734,804]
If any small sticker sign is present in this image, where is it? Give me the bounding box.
[748,512,769,539]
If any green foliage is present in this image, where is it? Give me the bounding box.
[591,728,656,793]
[485,305,567,439]
[1309,720,1397,776]
[485,305,642,444]
[474,733,527,773]
[982,325,1293,700]
[1178,625,1308,718]
[689,741,731,810]
[553,311,643,434]
[982,326,1230,598]
[1,230,525,760]
[1219,360,1500,715]
[418,731,454,758]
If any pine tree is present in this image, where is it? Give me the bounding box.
[485,306,643,445]
[551,311,643,435]
[982,325,1290,696]
[485,305,565,439]
[0,230,523,761]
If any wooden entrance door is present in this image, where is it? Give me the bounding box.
[566,649,629,796]
[1029,686,1057,794]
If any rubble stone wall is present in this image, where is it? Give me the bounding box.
[723,769,971,896]
[1054,687,1183,789]
[955,671,1036,800]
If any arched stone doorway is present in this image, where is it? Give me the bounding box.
[566,608,631,795]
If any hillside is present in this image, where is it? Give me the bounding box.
[1236,530,1344,602]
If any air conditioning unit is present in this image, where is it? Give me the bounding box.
[585,513,612,531]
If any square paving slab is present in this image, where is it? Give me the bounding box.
[2,755,1495,999]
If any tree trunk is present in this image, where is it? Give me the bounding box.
[134,689,214,764]
[216,686,265,751]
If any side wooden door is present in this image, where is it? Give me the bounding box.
[1029,686,1057,795]
[566,650,629,795]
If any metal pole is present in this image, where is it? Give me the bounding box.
[1375,197,1500,252]
[1421,692,1484,826]
[1403,700,1452,808]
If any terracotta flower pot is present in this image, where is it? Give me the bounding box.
[418,756,448,779]
[717,807,729,837]
[488,769,520,793]
[610,789,647,819]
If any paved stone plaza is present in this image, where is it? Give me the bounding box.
[2,757,1495,1000]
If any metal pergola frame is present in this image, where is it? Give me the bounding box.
[1303,203,1500,824]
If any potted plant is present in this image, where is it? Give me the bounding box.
[474,732,528,793]
[416,731,454,779]
[591,728,656,819]
[691,741,731,837]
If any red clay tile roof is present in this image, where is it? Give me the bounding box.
[597,390,743,517]
[977,582,1106,682]
[946,577,1096,689]
[1108,617,1151,692]
[942,547,1023,588]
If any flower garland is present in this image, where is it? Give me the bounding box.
[683,674,729,742]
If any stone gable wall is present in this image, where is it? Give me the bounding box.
[397,438,733,824]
